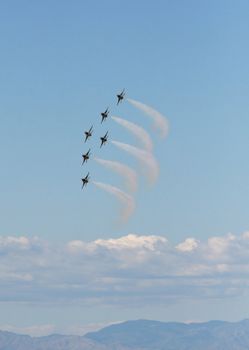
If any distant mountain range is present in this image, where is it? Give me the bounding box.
[1,319,249,349]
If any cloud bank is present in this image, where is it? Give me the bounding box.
[1,232,249,306]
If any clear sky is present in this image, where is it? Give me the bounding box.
[0,0,249,336]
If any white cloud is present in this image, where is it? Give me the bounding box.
[176,238,199,252]
[206,233,236,259]
[91,234,167,250]
[67,234,168,262]
[0,236,31,251]
[242,231,249,240]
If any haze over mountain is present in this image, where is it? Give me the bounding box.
[1,319,249,350]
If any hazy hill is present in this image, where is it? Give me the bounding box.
[86,320,249,350]
[0,331,107,350]
[86,319,249,350]
[1,319,249,349]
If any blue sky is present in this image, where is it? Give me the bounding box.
[0,0,249,334]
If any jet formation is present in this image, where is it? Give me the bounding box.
[81,89,125,188]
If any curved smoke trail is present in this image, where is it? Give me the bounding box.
[93,181,135,222]
[111,140,159,184]
[127,98,169,138]
[94,157,138,192]
[111,116,153,152]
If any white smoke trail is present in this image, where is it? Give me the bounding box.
[111,116,153,152]
[93,181,135,222]
[111,140,159,184]
[127,98,169,138]
[94,157,138,192]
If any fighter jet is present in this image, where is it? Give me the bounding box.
[101,108,109,123]
[84,126,93,142]
[100,131,108,148]
[117,89,125,105]
[82,149,91,165]
[81,172,90,188]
